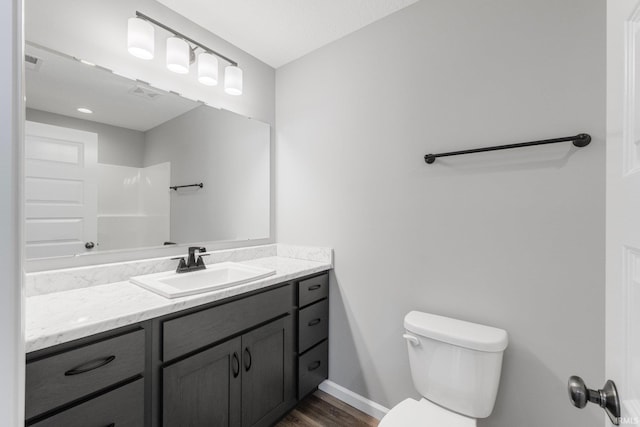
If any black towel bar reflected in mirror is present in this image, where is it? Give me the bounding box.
[424,133,591,164]
[170,183,204,191]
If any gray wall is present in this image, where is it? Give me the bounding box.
[26,108,145,167]
[145,105,270,244]
[275,0,605,426]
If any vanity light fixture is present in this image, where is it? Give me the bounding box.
[127,11,243,95]
[77,107,93,114]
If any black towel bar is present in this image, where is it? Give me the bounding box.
[170,183,204,191]
[424,133,591,164]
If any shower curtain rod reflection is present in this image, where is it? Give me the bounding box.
[170,183,204,191]
[424,133,591,164]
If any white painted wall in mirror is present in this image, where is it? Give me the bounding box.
[145,105,270,244]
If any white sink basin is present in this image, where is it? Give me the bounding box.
[130,262,276,298]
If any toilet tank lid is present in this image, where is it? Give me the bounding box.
[404,311,508,352]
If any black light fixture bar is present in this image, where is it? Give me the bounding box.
[424,133,591,164]
[136,11,238,66]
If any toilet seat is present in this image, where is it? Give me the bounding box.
[379,398,476,427]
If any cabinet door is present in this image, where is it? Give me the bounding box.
[241,315,294,427]
[163,337,241,427]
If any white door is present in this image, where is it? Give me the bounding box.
[24,121,97,259]
[607,0,640,424]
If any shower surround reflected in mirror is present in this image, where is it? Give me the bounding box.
[24,44,270,260]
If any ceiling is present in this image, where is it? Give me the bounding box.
[25,45,199,132]
[156,0,419,68]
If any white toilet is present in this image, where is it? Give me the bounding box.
[379,311,508,426]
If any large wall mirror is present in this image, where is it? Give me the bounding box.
[24,42,270,261]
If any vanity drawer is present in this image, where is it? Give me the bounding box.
[298,273,328,308]
[30,379,144,427]
[163,284,293,361]
[298,299,329,353]
[298,340,328,399]
[26,329,145,420]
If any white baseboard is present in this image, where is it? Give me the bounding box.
[318,380,390,420]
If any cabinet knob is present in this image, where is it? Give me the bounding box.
[85,241,95,249]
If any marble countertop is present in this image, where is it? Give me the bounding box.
[26,256,331,353]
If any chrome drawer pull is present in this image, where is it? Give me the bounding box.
[64,355,116,376]
[308,361,321,371]
[307,318,322,327]
[308,284,321,291]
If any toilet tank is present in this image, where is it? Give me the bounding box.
[404,311,508,419]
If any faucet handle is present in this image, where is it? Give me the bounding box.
[172,257,188,273]
[196,253,209,267]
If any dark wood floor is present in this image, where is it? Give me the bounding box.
[277,390,379,427]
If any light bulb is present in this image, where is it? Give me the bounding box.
[166,37,190,74]
[127,17,154,60]
[198,53,219,86]
[224,65,243,96]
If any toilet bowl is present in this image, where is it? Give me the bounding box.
[379,398,476,427]
[379,311,508,426]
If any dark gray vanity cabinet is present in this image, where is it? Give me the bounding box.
[156,283,296,427]
[162,315,294,427]
[26,271,330,427]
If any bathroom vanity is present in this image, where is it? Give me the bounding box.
[24,249,331,427]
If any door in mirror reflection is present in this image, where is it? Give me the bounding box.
[25,121,98,259]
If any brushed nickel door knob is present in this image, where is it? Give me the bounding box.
[568,375,620,425]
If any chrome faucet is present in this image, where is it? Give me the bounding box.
[173,246,208,273]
